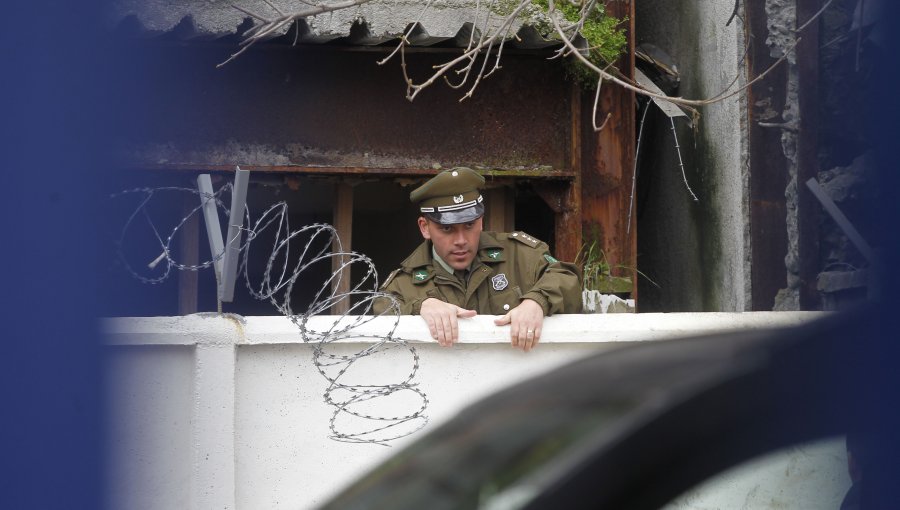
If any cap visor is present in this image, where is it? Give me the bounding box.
[424,203,485,225]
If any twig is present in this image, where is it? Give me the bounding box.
[671,117,699,202]
[261,0,285,17]
[726,0,741,27]
[377,0,438,65]
[590,76,612,131]
[219,0,376,68]
[796,0,838,33]
[627,100,652,234]
[222,0,797,112]
[548,1,798,110]
[398,1,531,102]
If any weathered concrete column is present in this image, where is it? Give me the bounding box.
[192,327,239,510]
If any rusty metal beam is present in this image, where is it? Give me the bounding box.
[331,183,353,315]
[579,0,636,299]
[745,1,790,311]
[125,164,576,180]
[178,193,199,314]
[534,182,581,263]
[560,81,583,265]
[796,0,821,310]
[113,45,573,174]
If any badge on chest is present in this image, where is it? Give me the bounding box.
[491,273,509,291]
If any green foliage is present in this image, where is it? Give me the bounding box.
[576,237,661,294]
[530,0,628,87]
[574,239,633,294]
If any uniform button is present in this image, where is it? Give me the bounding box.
[451,170,459,176]
[512,233,518,237]
[503,304,510,311]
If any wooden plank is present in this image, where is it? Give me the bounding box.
[806,178,872,261]
[178,193,199,315]
[485,187,512,234]
[504,191,515,233]
[534,182,580,263]
[579,0,636,298]
[331,183,353,315]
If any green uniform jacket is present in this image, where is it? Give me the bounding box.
[372,231,582,316]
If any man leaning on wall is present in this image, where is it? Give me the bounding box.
[372,167,582,351]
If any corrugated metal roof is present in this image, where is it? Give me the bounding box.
[107,0,567,49]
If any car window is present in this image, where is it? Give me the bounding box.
[321,400,642,510]
[661,436,851,509]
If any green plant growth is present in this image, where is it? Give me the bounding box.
[575,239,634,294]
[530,0,628,87]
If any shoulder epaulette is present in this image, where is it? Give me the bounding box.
[381,268,401,289]
[509,231,540,248]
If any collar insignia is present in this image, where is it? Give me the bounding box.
[414,270,428,281]
[488,249,501,259]
[543,254,558,264]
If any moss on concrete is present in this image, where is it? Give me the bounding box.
[492,1,627,87]
[532,0,626,86]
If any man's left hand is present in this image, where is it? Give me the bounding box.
[494,299,545,352]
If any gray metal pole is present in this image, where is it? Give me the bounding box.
[197,174,225,284]
[219,167,250,302]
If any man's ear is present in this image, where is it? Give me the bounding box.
[417,217,431,240]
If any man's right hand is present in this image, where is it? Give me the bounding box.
[420,298,477,346]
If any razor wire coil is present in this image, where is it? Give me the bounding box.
[112,182,428,445]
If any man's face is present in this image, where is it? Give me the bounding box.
[418,217,483,270]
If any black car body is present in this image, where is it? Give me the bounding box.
[322,306,897,509]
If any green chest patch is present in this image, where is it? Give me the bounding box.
[544,253,558,264]
[413,269,429,281]
[487,249,502,259]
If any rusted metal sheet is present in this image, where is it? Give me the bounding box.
[796,0,821,310]
[579,0,636,299]
[113,43,573,175]
[746,1,790,311]
[532,80,584,264]
[111,26,638,298]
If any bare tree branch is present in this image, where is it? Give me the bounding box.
[220,0,798,119]
[219,0,376,68]
[796,0,838,33]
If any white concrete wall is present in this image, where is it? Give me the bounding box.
[103,312,847,509]
[635,0,750,312]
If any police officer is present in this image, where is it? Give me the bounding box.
[373,167,581,351]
